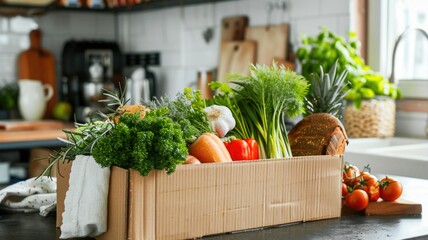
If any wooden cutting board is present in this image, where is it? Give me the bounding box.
[197,70,215,99]
[0,120,63,131]
[341,198,422,216]
[245,24,289,65]
[364,199,422,216]
[217,40,256,83]
[18,29,57,119]
[220,16,249,41]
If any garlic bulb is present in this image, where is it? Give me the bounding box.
[203,105,236,137]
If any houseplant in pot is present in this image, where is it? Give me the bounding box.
[296,27,401,137]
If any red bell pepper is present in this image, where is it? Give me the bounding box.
[245,138,259,160]
[223,138,259,161]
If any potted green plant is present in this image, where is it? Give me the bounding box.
[0,81,19,120]
[296,27,401,138]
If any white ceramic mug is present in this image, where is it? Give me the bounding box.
[18,80,53,121]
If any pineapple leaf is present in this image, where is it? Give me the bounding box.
[328,60,338,84]
[305,60,349,117]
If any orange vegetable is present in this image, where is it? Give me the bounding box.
[184,155,201,164]
[189,133,232,163]
[114,105,148,123]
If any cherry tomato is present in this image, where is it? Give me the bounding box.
[367,185,380,202]
[379,177,403,202]
[353,172,381,202]
[345,189,369,212]
[342,183,348,197]
[343,163,360,186]
[354,172,378,188]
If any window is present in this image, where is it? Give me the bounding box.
[368,0,428,99]
[389,0,428,81]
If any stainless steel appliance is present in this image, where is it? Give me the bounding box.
[61,40,123,122]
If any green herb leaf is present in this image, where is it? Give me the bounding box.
[296,27,401,109]
[92,108,188,176]
[211,62,309,159]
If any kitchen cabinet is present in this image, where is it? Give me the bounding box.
[0,0,235,16]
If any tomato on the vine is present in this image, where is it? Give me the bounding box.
[342,183,348,197]
[353,172,378,188]
[345,189,369,212]
[343,163,360,186]
[353,172,379,201]
[379,177,403,202]
[367,184,380,202]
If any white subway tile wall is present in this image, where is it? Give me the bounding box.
[0,16,33,84]
[0,0,350,97]
[320,0,350,15]
[289,0,320,19]
[0,17,8,32]
[9,16,38,33]
[119,0,351,97]
[162,8,183,51]
[0,13,115,84]
[214,1,240,26]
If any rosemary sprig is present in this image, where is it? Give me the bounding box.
[38,89,124,178]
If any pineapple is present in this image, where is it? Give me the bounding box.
[288,62,349,156]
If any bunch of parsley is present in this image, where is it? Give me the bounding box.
[40,89,207,178]
[92,107,188,176]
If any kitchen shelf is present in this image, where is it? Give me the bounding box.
[114,0,234,12]
[0,0,235,16]
[0,2,53,9]
[0,2,52,16]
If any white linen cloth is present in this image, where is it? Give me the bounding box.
[60,155,111,239]
[0,176,56,216]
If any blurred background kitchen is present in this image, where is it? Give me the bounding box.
[0,0,427,184]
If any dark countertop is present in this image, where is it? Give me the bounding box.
[0,175,427,240]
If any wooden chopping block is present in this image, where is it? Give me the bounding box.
[217,40,256,83]
[18,29,57,119]
[0,120,63,131]
[197,70,215,99]
[220,16,249,41]
[364,199,422,216]
[273,57,295,71]
[245,24,289,65]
